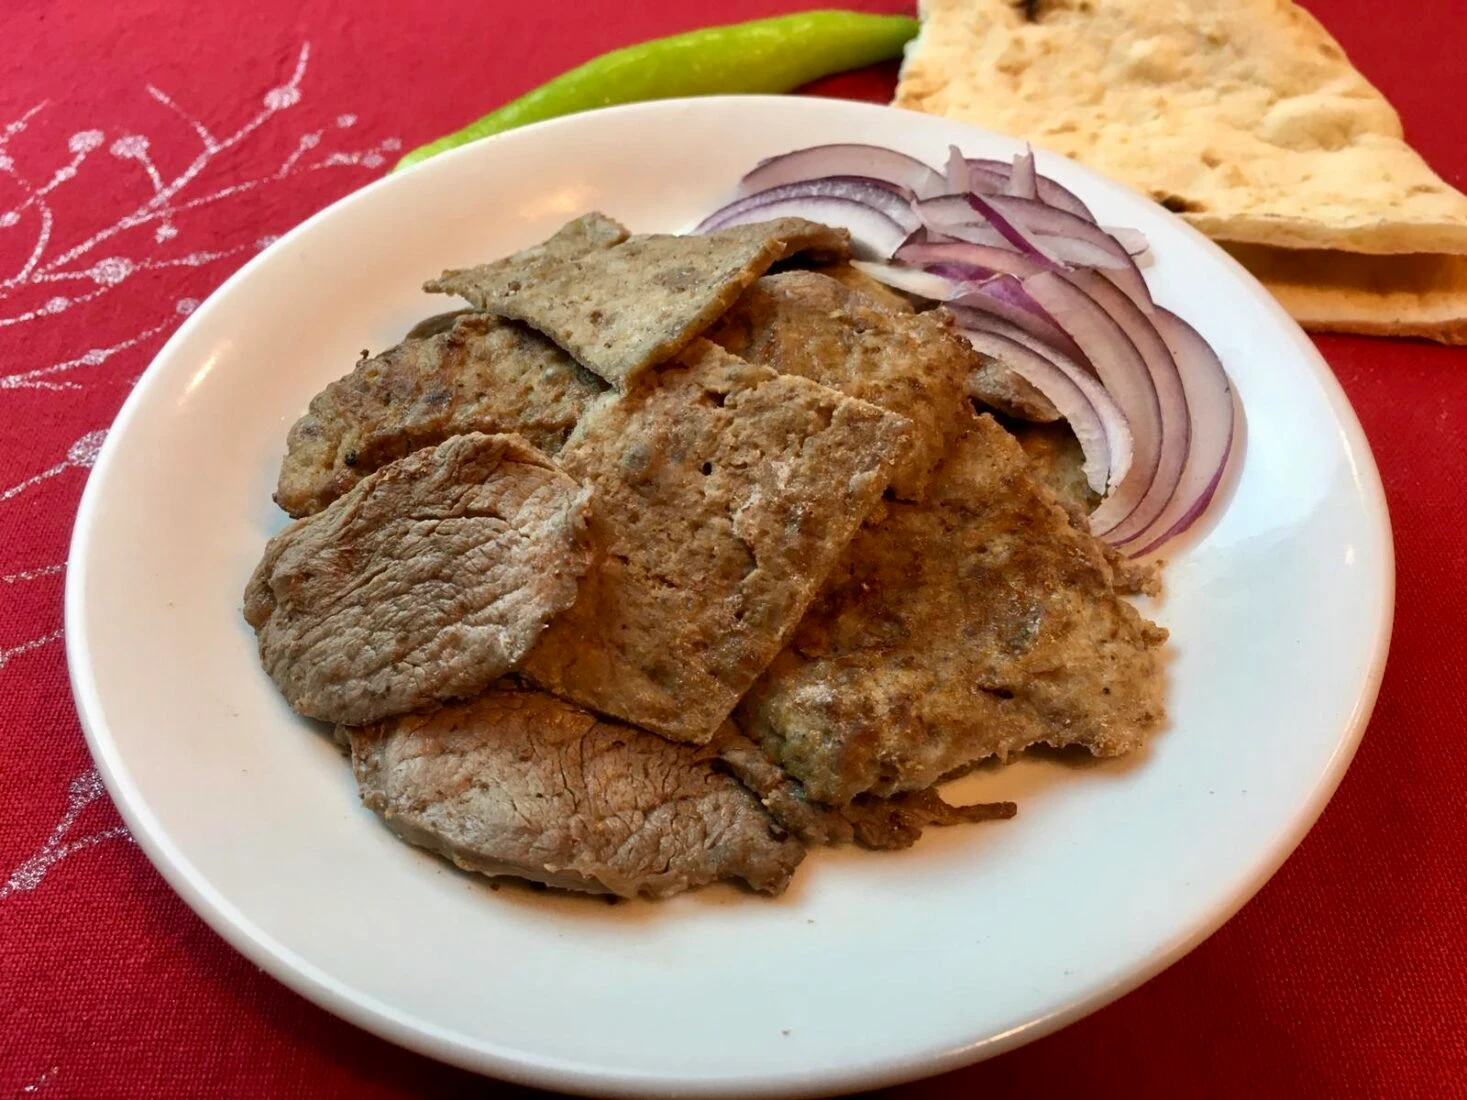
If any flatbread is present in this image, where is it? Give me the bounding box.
[737,413,1167,805]
[707,271,974,500]
[521,339,912,745]
[276,313,605,518]
[427,216,850,388]
[1223,243,1467,344]
[897,0,1467,340]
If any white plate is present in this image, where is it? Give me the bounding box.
[67,97,1392,1097]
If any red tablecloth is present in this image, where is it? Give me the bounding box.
[2,1,1463,1095]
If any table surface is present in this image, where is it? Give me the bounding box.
[2,1,1463,1096]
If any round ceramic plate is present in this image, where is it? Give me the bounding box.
[67,97,1393,1098]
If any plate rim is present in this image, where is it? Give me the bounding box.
[64,94,1396,1098]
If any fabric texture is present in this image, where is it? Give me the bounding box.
[0,0,1462,1096]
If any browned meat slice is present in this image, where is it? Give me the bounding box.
[496,209,630,260]
[717,735,1015,850]
[1015,421,1160,597]
[403,308,473,341]
[345,685,805,899]
[1105,544,1162,597]
[707,271,974,501]
[426,215,850,389]
[967,357,1061,422]
[1014,420,1097,516]
[521,339,912,745]
[807,261,917,314]
[449,210,630,272]
[275,313,605,518]
[245,433,592,725]
[737,413,1168,805]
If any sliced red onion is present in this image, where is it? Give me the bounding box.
[948,273,1087,363]
[949,308,1083,371]
[931,222,1012,249]
[949,223,1128,270]
[891,241,1100,372]
[1037,235,1128,270]
[965,158,1096,221]
[898,225,934,251]
[914,193,991,230]
[982,195,1132,265]
[960,328,1132,494]
[1106,227,1150,257]
[1019,271,1162,529]
[964,191,1055,261]
[897,239,1047,282]
[917,194,1131,272]
[703,195,909,260]
[1128,310,1235,556]
[1064,270,1189,541]
[701,142,1237,556]
[848,259,955,301]
[915,189,1144,266]
[738,144,946,201]
[981,196,1152,309]
[944,145,971,195]
[1006,150,1038,200]
[964,163,1011,196]
[924,261,1000,282]
[697,176,920,234]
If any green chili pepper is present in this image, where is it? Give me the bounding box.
[394,10,919,171]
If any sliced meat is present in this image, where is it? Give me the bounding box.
[521,339,912,745]
[456,210,630,270]
[245,433,592,725]
[707,271,973,501]
[1015,421,1160,597]
[276,313,605,518]
[426,215,850,389]
[737,413,1168,805]
[838,787,1017,850]
[345,684,805,899]
[967,356,1062,422]
[717,735,1015,850]
[1014,420,1097,516]
[1104,544,1162,597]
[403,308,474,341]
[807,261,917,314]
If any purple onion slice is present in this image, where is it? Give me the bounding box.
[738,144,946,200]
[961,328,1132,494]
[697,176,920,234]
[1063,269,1189,541]
[702,194,909,260]
[964,158,1096,220]
[1020,271,1163,532]
[1006,150,1039,200]
[1128,310,1236,556]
